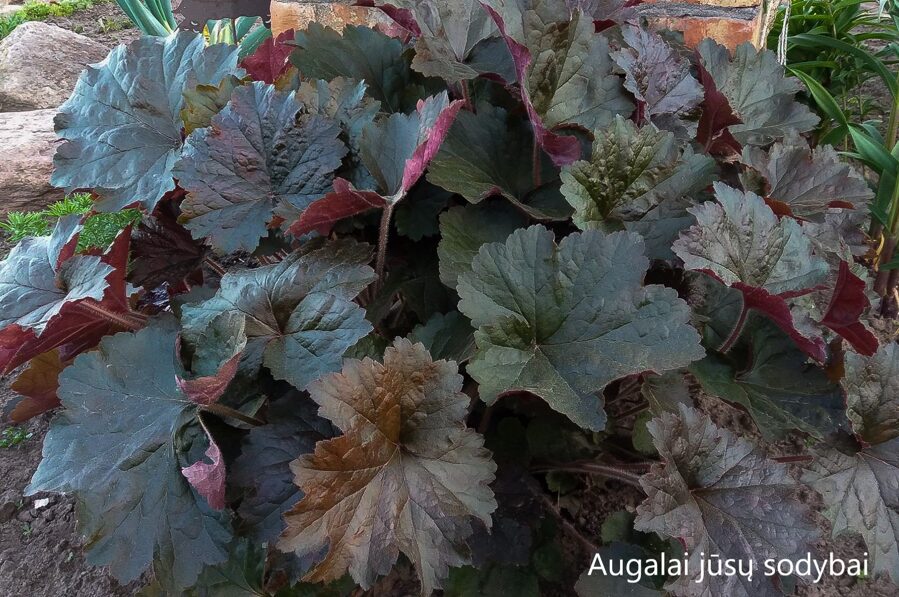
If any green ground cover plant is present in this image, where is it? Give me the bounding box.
[0,194,140,250]
[0,1,893,595]
[0,0,109,40]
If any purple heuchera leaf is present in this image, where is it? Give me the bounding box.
[482,0,632,166]
[636,404,819,596]
[289,92,462,235]
[740,130,873,220]
[696,40,818,147]
[241,29,295,84]
[612,25,703,132]
[182,437,226,510]
[673,182,830,360]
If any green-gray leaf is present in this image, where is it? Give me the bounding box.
[0,222,112,335]
[52,32,240,212]
[437,202,528,289]
[427,103,571,219]
[409,311,476,363]
[176,82,347,253]
[291,24,428,113]
[691,317,845,440]
[181,240,374,389]
[673,182,828,294]
[27,320,232,590]
[697,40,819,146]
[457,225,704,430]
[560,116,715,230]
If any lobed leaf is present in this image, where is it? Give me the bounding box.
[437,202,528,288]
[129,206,210,291]
[279,339,497,595]
[457,225,704,430]
[290,92,463,235]
[483,0,633,165]
[696,40,818,147]
[52,33,240,212]
[27,320,235,591]
[612,25,703,134]
[740,130,873,219]
[176,82,347,253]
[232,394,332,544]
[291,23,429,113]
[691,317,846,440]
[427,103,571,220]
[180,240,374,389]
[240,29,295,84]
[673,183,829,359]
[560,116,715,230]
[0,221,135,376]
[635,405,819,596]
[376,0,509,82]
[804,344,899,580]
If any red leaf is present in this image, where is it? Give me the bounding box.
[482,3,581,166]
[695,58,742,158]
[289,178,387,237]
[176,353,241,406]
[6,350,68,423]
[400,97,464,194]
[0,227,138,374]
[181,434,226,510]
[735,283,827,362]
[241,30,295,84]
[820,261,878,356]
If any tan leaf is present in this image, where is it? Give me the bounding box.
[278,338,497,595]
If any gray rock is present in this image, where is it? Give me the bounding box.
[0,109,62,215]
[0,21,108,111]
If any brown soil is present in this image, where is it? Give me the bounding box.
[0,385,138,596]
[43,2,141,47]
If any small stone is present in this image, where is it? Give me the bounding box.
[0,493,16,523]
[33,497,50,509]
[16,509,33,523]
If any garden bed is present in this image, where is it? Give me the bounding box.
[2,1,899,596]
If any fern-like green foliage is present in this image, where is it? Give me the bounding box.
[0,194,140,250]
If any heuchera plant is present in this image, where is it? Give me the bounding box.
[0,0,889,595]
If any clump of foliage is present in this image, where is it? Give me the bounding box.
[0,426,32,449]
[113,0,270,60]
[0,1,889,595]
[0,0,109,41]
[0,194,140,251]
[770,0,899,310]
